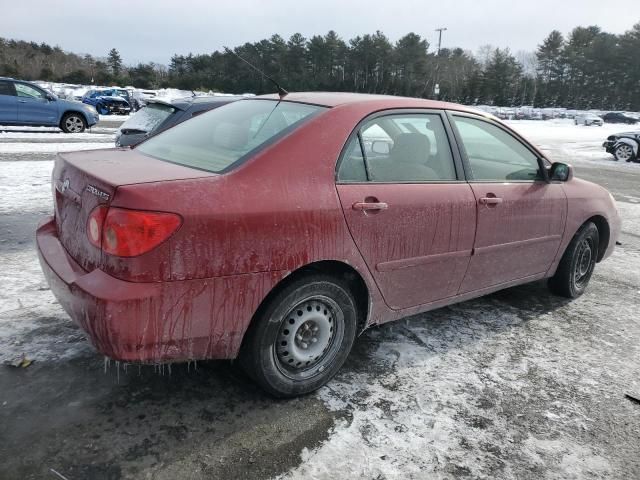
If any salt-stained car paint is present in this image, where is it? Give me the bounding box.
[36,93,621,363]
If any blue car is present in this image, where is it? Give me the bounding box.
[0,77,99,133]
[82,88,132,115]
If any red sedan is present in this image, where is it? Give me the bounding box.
[37,93,621,397]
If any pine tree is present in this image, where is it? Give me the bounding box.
[107,48,123,78]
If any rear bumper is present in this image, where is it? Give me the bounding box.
[37,217,275,363]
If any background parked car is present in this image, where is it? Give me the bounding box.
[115,95,242,147]
[575,113,604,126]
[602,112,639,124]
[82,88,131,115]
[0,77,98,132]
[603,131,640,162]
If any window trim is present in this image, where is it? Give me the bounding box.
[335,108,466,185]
[0,80,17,97]
[14,81,47,100]
[446,111,551,184]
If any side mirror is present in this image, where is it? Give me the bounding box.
[549,162,573,182]
[371,141,390,155]
[45,93,56,101]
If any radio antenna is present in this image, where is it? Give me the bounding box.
[224,47,288,99]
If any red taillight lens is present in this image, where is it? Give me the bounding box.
[87,205,108,249]
[87,206,182,257]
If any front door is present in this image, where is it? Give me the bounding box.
[449,114,567,293]
[15,82,57,125]
[0,80,18,123]
[336,111,477,310]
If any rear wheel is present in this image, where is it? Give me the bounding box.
[60,113,86,133]
[239,274,358,397]
[614,144,634,162]
[548,222,599,298]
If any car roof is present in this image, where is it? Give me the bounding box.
[256,91,482,115]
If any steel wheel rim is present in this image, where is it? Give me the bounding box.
[616,145,633,161]
[274,295,344,380]
[65,116,83,133]
[574,239,593,288]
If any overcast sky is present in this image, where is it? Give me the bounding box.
[1,0,637,65]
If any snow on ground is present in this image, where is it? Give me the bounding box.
[99,114,130,122]
[0,143,109,154]
[0,131,114,140]
[506,119,639,172]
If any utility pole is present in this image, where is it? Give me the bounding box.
[433,27,447,100]
[435,27,447,56]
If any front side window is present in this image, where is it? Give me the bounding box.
[14,83,45,99]
[137,100,325,173]
[337,113,457,182]
[452,115,542,181]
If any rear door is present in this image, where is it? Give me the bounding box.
[15,82,58,125]
[336,111,477,310]
[449,113,567,293]
[0,80,18,123]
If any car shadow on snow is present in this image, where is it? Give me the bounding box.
[342,280,572,379]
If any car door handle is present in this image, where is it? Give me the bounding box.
[352,201,388,211]
[18,100,27,103]
[478,197,503,205]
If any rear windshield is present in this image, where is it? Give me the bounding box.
[120,103,176,133]
[136,99,325,173]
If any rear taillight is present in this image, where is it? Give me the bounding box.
[87,206,181,257]
[87,205,108,249]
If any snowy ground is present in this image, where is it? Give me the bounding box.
[0,119,639,479]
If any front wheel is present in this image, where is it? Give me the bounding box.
[614,144,634,162]
[239,274,358,397]
[96,103,109,115]
[60,113,86,133]
[548,222,599,298]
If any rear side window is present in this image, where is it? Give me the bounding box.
[452,115,542,181]
[137,100,325,173]
[338,113,457,182]
[120,103,176,134]
[0,81,15,96]
[338,136,368,182]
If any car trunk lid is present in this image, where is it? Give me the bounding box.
[53,148,217,271]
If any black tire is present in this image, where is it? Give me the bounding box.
[96,103,108,115]
[239,274,358,398]
[60,112,87,133]
[614,143,634,162]
[548,222,599,298]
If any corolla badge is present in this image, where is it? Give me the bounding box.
[86,185,111,201]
